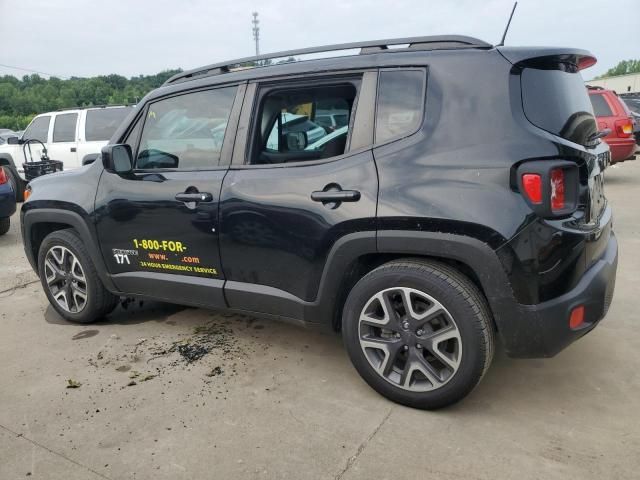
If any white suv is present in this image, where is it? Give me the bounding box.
[0,105,133,199]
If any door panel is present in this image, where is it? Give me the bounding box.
[219,152,378,305]
[95,169,227,302]
[93,84,244,308]
[219,73,378,312]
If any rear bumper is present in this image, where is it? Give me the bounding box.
[608,139,637,163]
[499,231,618,358]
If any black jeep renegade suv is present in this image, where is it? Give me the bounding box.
[21,36,617,409]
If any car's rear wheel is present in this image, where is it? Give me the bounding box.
[38,229,119,323]
[342,259,494,409]
[0,217,9,236]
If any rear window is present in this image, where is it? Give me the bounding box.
[589,94,613,117]
[521,66,596,144]
[85,107,132,141]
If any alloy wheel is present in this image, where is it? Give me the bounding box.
[44,246,88,313]
[358,287,462,392]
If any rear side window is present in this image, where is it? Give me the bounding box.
[23,115,51,143]
[589,94,613,117]
[52,113,78,142]
[521,66,596,144]
[86,107,133,141]
[136,86,236,170]
[251,83,358,165]
[375,70,425,144]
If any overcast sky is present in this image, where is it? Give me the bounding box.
[1,0,638,81]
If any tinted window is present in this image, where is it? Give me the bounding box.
[589,94,613,117]
[52,113,78,142]
[86,107,132,141]
[375,70,425,144]
[623,98,640,114]
[252,84,357,165]
[136,87,236,170]
[521,67,596,144]
[23,116,51,143]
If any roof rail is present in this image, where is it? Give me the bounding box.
[165,35,491,85]
[54,103,136,112]
[586,85,604,90]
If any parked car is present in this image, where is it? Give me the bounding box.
[0,105,133,200]
[587,86,636,162]
[315,110,350,132]
[0,167,16,235]
[22,36,617,409]
[0,131,17,144]
[620,95,640,144]
[305,125,348,151]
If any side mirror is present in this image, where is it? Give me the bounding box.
[285,131,308,151]
[102,144,133,174]
[7,136,21,145]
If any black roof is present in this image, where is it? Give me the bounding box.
[165,35,491,85]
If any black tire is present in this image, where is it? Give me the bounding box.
[5,167,24,202]
[0,217,9,236]
[342,259,494,410]
[38,229,119,323]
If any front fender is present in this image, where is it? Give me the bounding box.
[21,208,118,292]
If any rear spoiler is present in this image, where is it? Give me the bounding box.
[497,47,597,71]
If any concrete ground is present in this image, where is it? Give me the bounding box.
[1,159,639,480]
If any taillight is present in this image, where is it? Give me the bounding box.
[0,167,7,185]
[615,119,633,137]
[550,168,565,211]
[516,160,579,218]
[522,174,542,204]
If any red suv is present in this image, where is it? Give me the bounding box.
[587,86,636,163]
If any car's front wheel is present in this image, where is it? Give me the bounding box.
[342,259,494,409]
[38,229,119,323]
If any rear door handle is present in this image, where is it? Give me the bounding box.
[311,190,361,202]
[70,147,77,152]
[175,192,213,203]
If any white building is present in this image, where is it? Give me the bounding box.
[586,73,640,94]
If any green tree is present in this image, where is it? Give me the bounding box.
[597,59,640,78]
[0,69,182,129]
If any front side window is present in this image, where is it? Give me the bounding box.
[23,115,51,143]
[251,83,358,165]
[52,113,78,143]
[86,107,133,141]
[375,70,425,144]
[136,87,236,170]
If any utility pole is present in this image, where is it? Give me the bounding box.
[251,12,260,57]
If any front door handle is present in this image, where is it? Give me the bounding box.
[175,192,213,203]
[311,190,361,203]
[70,147,77,152]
